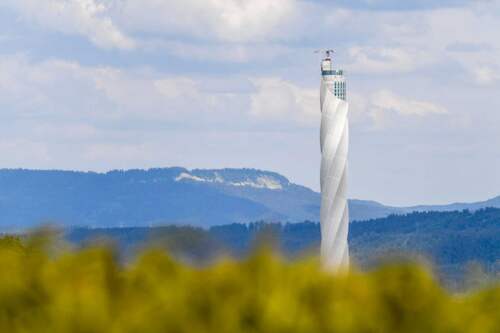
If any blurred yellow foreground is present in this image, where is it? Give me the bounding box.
[0,234,498,333]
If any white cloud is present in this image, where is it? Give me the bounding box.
[346,46,433,74]
[472,66,500,85]
[350,90,448,129]
[0,55,320,130]
[0,139,51,165]
[117,0,300,43]
[0,0,306,60]
[250,78,318,126]
[371,90,448,116]
[379,5,500,81]
[149,40,292,63]
[317,2,500,84]
[3,0,135,50]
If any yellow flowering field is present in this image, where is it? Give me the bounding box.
[0,234,498,333]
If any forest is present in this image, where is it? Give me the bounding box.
[66,208,500,289]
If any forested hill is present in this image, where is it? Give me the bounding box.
[349,209,500,273]
[67,208,500,287]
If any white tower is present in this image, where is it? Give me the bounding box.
[319,50,350,270]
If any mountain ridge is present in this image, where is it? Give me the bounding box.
[0,167,498,230]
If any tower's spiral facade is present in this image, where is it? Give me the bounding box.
[319,52,350,270]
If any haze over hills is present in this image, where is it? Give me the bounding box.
[0,167,499,230]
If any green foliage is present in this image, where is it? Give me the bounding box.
[0,235,498,333]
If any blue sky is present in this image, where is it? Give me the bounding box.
[0,0,499,206]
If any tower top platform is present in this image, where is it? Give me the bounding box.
[319,50,344,77]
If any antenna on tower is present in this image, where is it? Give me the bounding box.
[314,49,335,60]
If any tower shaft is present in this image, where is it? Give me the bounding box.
[319,54,350,270]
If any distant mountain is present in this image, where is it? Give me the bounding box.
[0,168,318,229]
[403,196,500,214]
[348,199,404,221]
[0,168,499,229]
[361,196,500,219]
[349,196,500,221]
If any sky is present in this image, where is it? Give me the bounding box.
[0,0,499,206]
